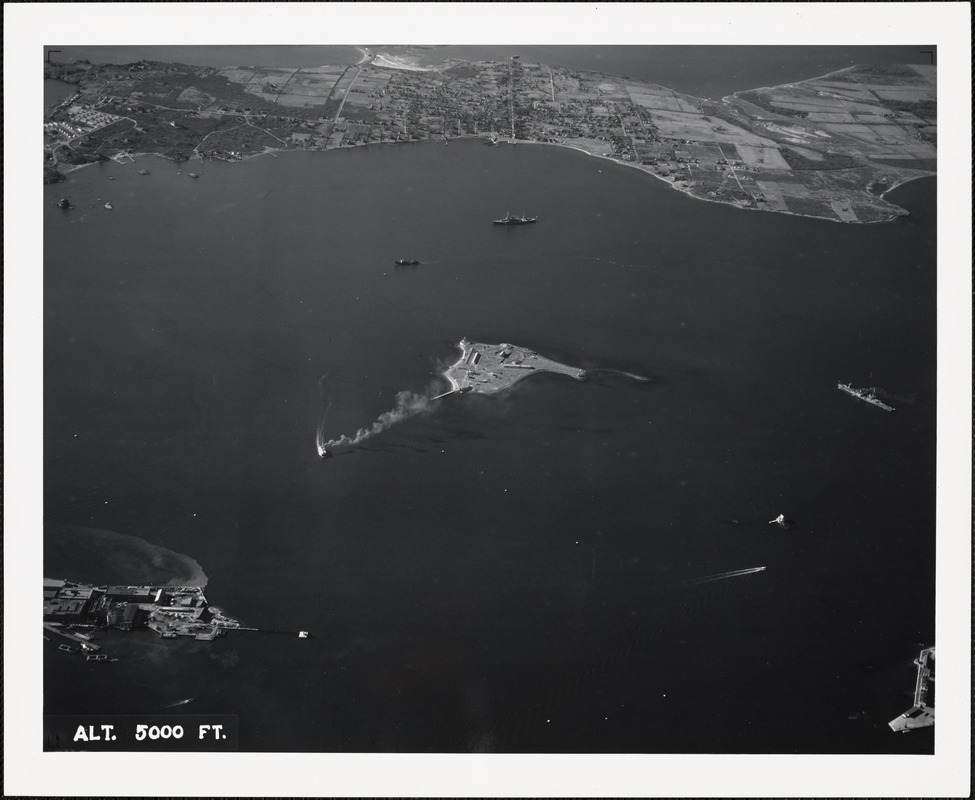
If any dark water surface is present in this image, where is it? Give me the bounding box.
[49,44,366,69]
[44,78,77,111]
[44,139,935,754]
[399,44,935,99]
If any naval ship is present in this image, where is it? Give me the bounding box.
[493,212,537,225]
[837,383,895,412]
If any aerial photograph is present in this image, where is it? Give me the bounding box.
[6,3,971,798]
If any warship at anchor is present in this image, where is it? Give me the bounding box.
[838,383,895,412]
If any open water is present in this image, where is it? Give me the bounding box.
[43,49,936,754]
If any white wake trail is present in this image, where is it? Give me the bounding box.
[681,566,766,587]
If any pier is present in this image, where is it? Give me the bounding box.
[44,623,101,651]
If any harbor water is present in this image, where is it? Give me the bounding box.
[43,49,936,754]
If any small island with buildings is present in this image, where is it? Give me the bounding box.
[435,339,586,399]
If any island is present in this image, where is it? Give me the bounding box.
[44,51,935,222]
[435,338,586,399]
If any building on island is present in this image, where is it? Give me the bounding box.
[43,579,239,640]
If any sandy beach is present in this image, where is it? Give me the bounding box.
[370,52,435,72]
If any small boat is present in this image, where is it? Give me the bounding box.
[58,198,71,209]
[317,445,331,459]
[104,202,113,210]
[394,259,420,266]
[769,514,786,525]
[188,172,200,179]
[298,631,309,639]
[493,211,537,225]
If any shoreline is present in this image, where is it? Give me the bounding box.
[720,64,862,103]
[440,338,586,398]
[50,134,926,225]
[442,339,472,393]
[508,138,914,224]
[369,52,436,72]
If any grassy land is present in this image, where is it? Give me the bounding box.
[43,55,936,223]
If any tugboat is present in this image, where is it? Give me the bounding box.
[493,211,537,225]
[837,382,895,412]
[57,198,71,209]
[394,259,420,266]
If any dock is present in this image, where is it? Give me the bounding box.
[889,646,935,732]
[45,623,101,651]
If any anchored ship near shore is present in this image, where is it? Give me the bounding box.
[838,382,895,412]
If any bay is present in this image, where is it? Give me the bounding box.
[44,130,935,753]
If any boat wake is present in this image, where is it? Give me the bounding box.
[680,566,766,587]
[587,367,651,382]
[316,377,332,457]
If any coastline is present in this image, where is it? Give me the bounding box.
[497,138,913,224]
[53,134,919,225]
[44,55,933,225]
[442,339,472,393]
[369,52,435,72]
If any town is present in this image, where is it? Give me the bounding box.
[44,52,936,222]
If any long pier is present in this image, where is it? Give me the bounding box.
[44,623,102,651]
[235,627,312,638]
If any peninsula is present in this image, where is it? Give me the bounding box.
[44,51,936,222]
[44,578,240,644]
[436,339,586,399]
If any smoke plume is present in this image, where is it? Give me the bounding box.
[323,391,434,449]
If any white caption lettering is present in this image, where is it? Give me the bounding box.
[73,724,116,742]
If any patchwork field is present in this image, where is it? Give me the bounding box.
[44,53,936,222]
